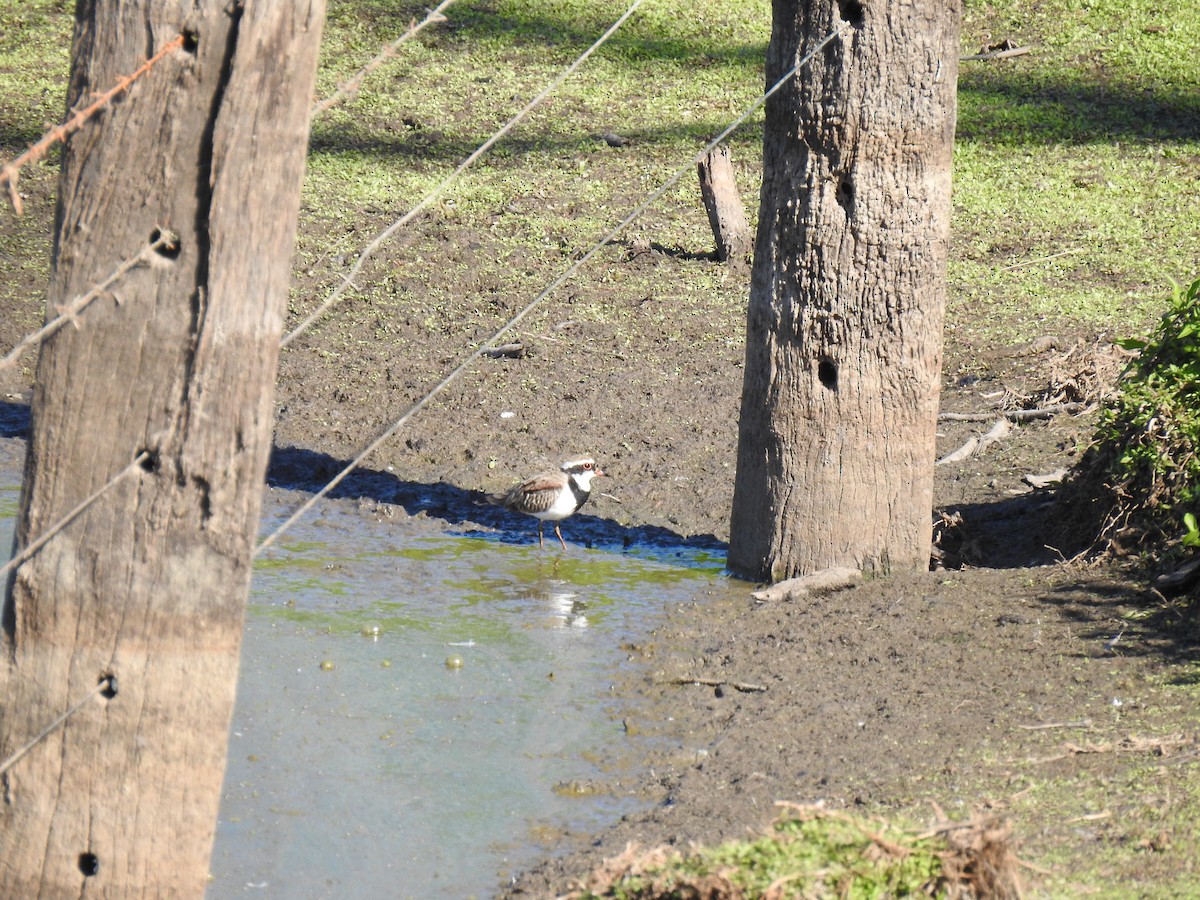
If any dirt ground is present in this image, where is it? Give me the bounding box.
[3,160,1200,897]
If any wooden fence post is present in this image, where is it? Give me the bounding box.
[0,1,325,895]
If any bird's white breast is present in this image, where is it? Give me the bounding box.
[538,471,595,522]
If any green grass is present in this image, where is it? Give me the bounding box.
[3,0,1198,351]
[953,1,1200,342]
[574,806,955,899]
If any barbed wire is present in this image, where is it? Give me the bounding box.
[254,21,851,556]
[1,0,453,362]
[0,451,150,583]
[0,676,114,778]
[0,33,185,215]
[0,0,638,374]
[311,0,457,118]
[0,231,178,373]
[0,0,448,370]
[280,0,648,349]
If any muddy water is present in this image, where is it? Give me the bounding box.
[0,457,737,898]
[213,488,734,899]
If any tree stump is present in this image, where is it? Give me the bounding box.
[697,145,752,266]
[728,2,960,581]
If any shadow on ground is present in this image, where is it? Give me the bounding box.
[0,401,29,439]
[0,399,720,554]
[267,444,726,555]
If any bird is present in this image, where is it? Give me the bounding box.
[489,457,605,550]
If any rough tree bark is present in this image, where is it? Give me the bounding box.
[0,1,324,895]
[697,145,752,266]
[728,0,960,582]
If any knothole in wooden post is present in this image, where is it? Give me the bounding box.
[149,227,181,260]
[137,449,161,474]
[836,175,854,212]
[837,0,864,27]
[818,358,839,391]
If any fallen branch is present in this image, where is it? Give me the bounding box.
[484,342,525,358]
[1023,468,1069,489]
[1024,733,1197,765]
[751,566,861,603]
[1016,719,1094,731]
[937,435,979,466]
[961,44,1033,61]
[936,417,1010,466]
[1153,555,1200,593]
[938,402,1085,422]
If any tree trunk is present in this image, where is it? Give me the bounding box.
[728,0,960,582]
[0,1,324,895]
[697,145,752,266]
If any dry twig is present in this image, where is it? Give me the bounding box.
[663,675,767,693]
[938,403,1085,423]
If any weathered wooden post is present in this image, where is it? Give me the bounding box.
[697,145,752,266]
[0,1,325,895]
[728,0,960,581]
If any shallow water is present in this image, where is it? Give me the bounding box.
[217,490,735,898]
[0,462,736,898]
[213,490,732,898]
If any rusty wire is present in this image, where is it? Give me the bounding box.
[0,33,185,215]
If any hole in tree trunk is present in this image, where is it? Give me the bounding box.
[78,853,99,877]
[148,227,181,260]
[182,29,200,54]
[818,358,839,391]
[837,176,854,210]
[99,674,117,699]
[136,449,160,474]
[837,0,865,26]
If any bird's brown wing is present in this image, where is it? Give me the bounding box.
[497,473,563,515]
[517,474,564,494]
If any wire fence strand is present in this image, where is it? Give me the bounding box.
[0,452,145,769]
[0,33,184,215]
[280,0,647,349]
[0,677,113,778]
[0,452,150,583]
[0,1,447,367]
[255,21,850,556]
[0,231,177,372]
[311,0,457,118]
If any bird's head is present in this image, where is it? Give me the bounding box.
[561,456,604,488]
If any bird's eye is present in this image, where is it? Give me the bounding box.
[583,462,593,469]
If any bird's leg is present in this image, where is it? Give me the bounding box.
[555,524,568,551]
[537,522,545,550]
